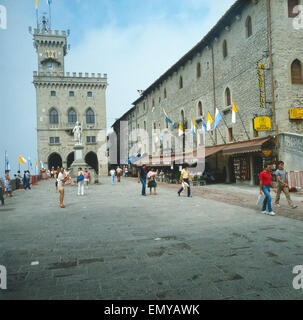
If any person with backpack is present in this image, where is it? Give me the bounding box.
[77,167,85,196]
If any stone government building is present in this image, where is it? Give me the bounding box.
[33,19,108,176]
[112,0,303,185]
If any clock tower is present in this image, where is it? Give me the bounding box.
[32,16,109,178]
[33,16,67,74]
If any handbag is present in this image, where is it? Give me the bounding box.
[77,174,84,182]
[256,194,265,208]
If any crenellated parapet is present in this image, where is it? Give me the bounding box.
[33,28,67,55]
[33,71,108,89]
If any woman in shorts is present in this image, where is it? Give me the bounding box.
[147,168,158,196]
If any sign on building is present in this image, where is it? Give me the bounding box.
[257,62,266,108]
[289,108,303,120]
[254,116,272,131]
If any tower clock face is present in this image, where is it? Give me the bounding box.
[46,62,54,70]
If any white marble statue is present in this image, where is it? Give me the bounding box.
[73,121,82,145]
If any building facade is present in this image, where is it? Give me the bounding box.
[113,0,303,185]
[33,23,108,176]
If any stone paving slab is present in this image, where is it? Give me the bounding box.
[0,177,303,300]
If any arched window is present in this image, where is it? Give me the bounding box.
[246,16,253,38]
[198,101,203,116]
[223,40,228,58]
[225,88,231,106]
[49,108,59,124]
[291,59,303,84]
[86,108,95,124]
[179,76,183,89]
[196,62,201,78]
[181,110,185,126]
[288,0,299,18]
[68,108,77,123]
[164,88,167,99]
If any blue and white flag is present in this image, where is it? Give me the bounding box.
[214,108,223,129]
[201,119,207,132]
[163,109,173,124]
[40,161,44,169]
[5,152,10,171]
[28,157,33,169]
[47,0,52,5]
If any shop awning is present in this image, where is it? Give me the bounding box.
[222,137,272,156]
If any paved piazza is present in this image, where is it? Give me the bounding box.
[1,178,303,300]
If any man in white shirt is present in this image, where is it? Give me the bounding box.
[57,167,68,208]
[110,168,116,184]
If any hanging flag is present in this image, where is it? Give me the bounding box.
[214,108,223,129]
[19,154,27,164]
[40,161,44,168]
[207,112,214,131]
[28,157,33,169]
[5,152,10,171]
[178,122,184,136]
[191,117,197,135]
[163,109,173,124]
[35,0,38,9]
[232,102,238,124]
[201,119,208,132]
[35,160,38,167]
[47,0,52,5]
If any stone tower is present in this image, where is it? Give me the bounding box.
[33,17,108,177]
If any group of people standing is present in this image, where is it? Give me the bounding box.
[109,167,123,184]
[53,167,91,208]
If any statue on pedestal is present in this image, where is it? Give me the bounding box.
[73,121,82,145]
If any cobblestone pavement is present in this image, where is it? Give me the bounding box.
[0,177,303,300]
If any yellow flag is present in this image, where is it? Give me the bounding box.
[178,122,184,136]
[192,117,196,127]
[35,160,38,167]
[35,0,38,9]
[232,102,238,113]
[208,112,214,124]
[19,154,25,164]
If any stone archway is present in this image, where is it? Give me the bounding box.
[48,152,62,170]
[85,152,98,174]
[67,152,75,169]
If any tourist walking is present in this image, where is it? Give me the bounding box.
[275,161,298,209]
[77,168,85,196]
[0,175,4,205]
[138,165,148,196]
[4,170,13,198]
[147,168,158,195]
[259,164,277,216]
[54,168,58,193]
[50,167,54,179]
[84,168,90,189]
[110,168,116,185]
[178,164,191,198]
[58,167,68,208]
[116,166,122,183]
[23,170,31,190]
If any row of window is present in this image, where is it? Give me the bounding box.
[49,136,96,145]
[49,108,95,124]
[50,91,93,97]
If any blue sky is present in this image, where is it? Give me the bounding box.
[0,0,234,174]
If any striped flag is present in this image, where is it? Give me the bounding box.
[201,119,207,132]
[19,154,27,164]
[5,152,10,171]
[47,0,52,4]
[191,117,197,135]
[163,109,173,124]
[232,102,238,124]
[178,122,184,137]
[207,112,214,131]
[35,0,38,9]
[214,108,223,129]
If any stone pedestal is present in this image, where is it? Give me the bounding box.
[70,144,97,183]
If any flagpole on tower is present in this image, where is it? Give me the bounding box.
[36,0,39,30]
[48,0,52,30]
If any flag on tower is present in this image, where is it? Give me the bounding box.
[214,108,223,129]
[35,0,38,9]
[232,102,238,124]
[47,0,52,5]
[178,122,184,136]
[40,161,44,169]
[207,112,214,131]
[35,160,38,167]
[19,154,27,164]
